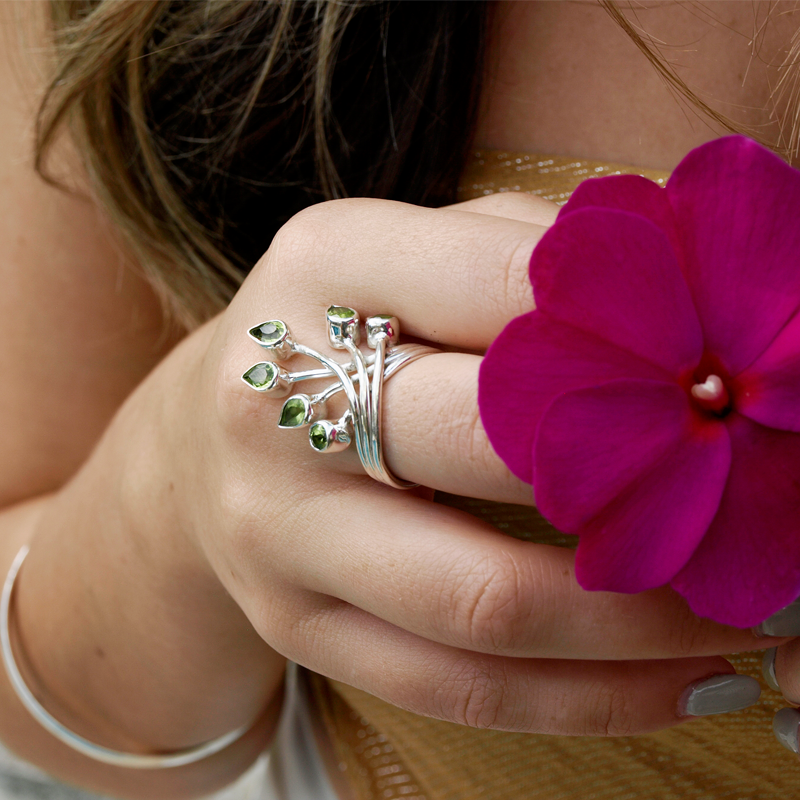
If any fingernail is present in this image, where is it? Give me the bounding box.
[773,707,800,753]
[762,647,780,692]
[756,599,800,636]
[679,674,761,717]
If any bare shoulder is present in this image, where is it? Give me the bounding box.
[0,2,181,507]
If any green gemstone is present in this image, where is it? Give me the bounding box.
[249,320,286,346]
[309,423,329,451]
[327,306,356,322]
[279,397,309,428]
[242,362,277,389]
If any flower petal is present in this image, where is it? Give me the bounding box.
[559,174,683,261]
[666,136,800,376]
[479,314,671,484]
[671,413,800,628]
[531,207,703,376]
[733,311,800,432]
[534,380,731,592]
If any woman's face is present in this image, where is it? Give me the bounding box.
[476,1,800,169]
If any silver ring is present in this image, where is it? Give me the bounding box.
[242,306,438,489]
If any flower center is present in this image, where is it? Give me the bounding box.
[690,374,730,415]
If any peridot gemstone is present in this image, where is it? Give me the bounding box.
[309,423,328,451]
[242,362,277,390]
[279,396,309,428]
[249,320,286,346]
[326,306,356,322]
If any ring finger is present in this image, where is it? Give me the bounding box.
[225,478,769,662]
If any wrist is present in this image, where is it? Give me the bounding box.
[123,319,220,582]
[12,320,285,754]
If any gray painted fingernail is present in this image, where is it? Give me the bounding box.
[762,648,780,692]
[679,674,761,717]
[773,707,800,753]
[756,599,800,636]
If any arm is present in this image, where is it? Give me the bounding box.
[0,328,287,800]
[0,6,286,797]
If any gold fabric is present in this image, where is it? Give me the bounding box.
[457,150,668,205]
[309,151,796,800]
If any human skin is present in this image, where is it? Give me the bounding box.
[0,2,798,799]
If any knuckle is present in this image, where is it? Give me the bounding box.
[213,360,272,445]
[502,234,542,315]
[265,198,385,292]
[261,204,338,298]
[441,549,532,653]
[469,232,539,322]
[433,659,510,729]
[249,587,320,657]
[268,596,326,659]
[670,607,716,658]
[267,597,357,675]
[248,589,294,651]
[269,204,333,267]
[585,680,636,737]
[214,474,275,566]
[215,472,324,574]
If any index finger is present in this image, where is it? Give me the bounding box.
[251,197,544,350]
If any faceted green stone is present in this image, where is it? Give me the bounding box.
[309,423,328,451]
[242,362,277,390]
[326,306,356,322]
[279,397,309,428]
[249,320,286,346]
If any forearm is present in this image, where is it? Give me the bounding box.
[0,324,286,799]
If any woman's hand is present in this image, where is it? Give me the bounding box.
[5,192,785,800]
[760,614,800,752]
[182,192,777,739]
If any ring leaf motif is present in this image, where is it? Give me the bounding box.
[242,309,426,489]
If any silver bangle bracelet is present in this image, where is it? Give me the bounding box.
[1,545,252,769]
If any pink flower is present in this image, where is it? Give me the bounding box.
[479,136,800,628]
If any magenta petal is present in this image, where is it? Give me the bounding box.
[558,174,683,263]
[734,311,800,432]
[671,414,800,628]
[531,208,703,377]
[534,380,731,592]
[479,314,671,484]
[666,136,800,375]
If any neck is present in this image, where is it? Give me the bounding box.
[476,1,800,170]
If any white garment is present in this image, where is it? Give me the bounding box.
[0,664,337,800]
[261,664,340,800]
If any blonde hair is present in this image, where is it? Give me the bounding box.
[37,1,485,327]
[36,1,794,327]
